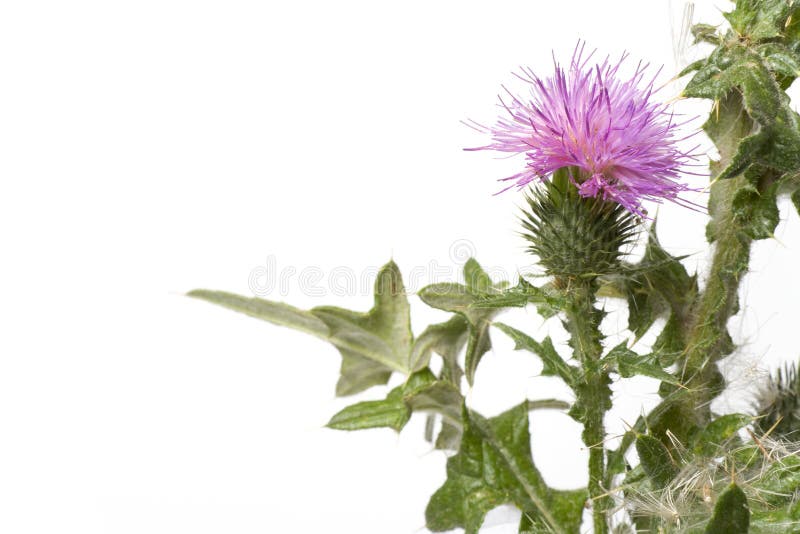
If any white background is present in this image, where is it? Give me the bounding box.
[1,1,798,533]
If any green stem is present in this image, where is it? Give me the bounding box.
[561,277,611,534]
[681,176,751,412]
[653,93,768,442]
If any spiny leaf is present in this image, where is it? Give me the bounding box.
[704,483,750,533]
[685,44,800,180]
[405,380,464,425]
[326,388,411,431]
[417,378,468,450]
[731,181,780,240]
[519,489,586,534]
[190,260,414,397]
[425,403,585,534]
[754,359,800,439]
[692,23,722,45]
[605,222,696,345]
[470,276,565,317]
[651,316,687,367]
[328,369,460,432]
[692,413,752,456]
[493,322,578,388]
[679,57,708,77]
[702,93,755,186]
[419,259,507,385]
[527,398,571,411]
[464,257,494,293]
[724,0,796,41]
[417,283,474,313]
[186,290,329,338]
[312,260,413,395]
[605,342,683,386]
[334,351,394,396]
[434,421,462,451]
[757,42,800,80]
[635,434,679,487]
[464,324,492,388]
[410,316,469,449]
[408,315,468,376]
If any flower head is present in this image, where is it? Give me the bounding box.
[468,43,699,217]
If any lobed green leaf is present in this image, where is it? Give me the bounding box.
[425,403,585,534]
[724,0,796,41]
[408,315,468,375]
[418,259,508,385]
[190,261,415,396]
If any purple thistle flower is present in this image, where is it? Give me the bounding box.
[468,43,700,217]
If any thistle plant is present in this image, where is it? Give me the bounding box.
[189,1,800,532]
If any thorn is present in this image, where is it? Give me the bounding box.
[761,414,784,441]
[746,427,771,460]
[770,233,786,247]
[665,93,685,105]
[702,174,721,192]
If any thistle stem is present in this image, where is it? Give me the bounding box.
[561,277,611,534]
[657,93,770,441]
[681,176,751,414]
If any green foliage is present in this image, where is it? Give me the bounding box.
[312,261,414,395]
[418,259,506,385]
[426,403,585,534]
[691,23,722,45]
[635,434,678,487]
[690,414,751,457]
[686,46,799,179]
[731,180,780,240]
[405,380,464,424]
[757,42,800,84]
[470,276,565,319]
[189,261,414,396]
[684,1,800,183]
[724,0,797,41]
[493,322,578,388]
[327,367,468,441]
[602,223,696,355]
[186,289,330,338]
[704,483,750,534]
[623,428,800,533]
[605,342,683,386]
[750,450,800,498]
[631,0,800,458]
[518,490,587,534]
[327,369,437,431]
[409,315,468,380]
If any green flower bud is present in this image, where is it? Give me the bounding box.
[520,167,639,281]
